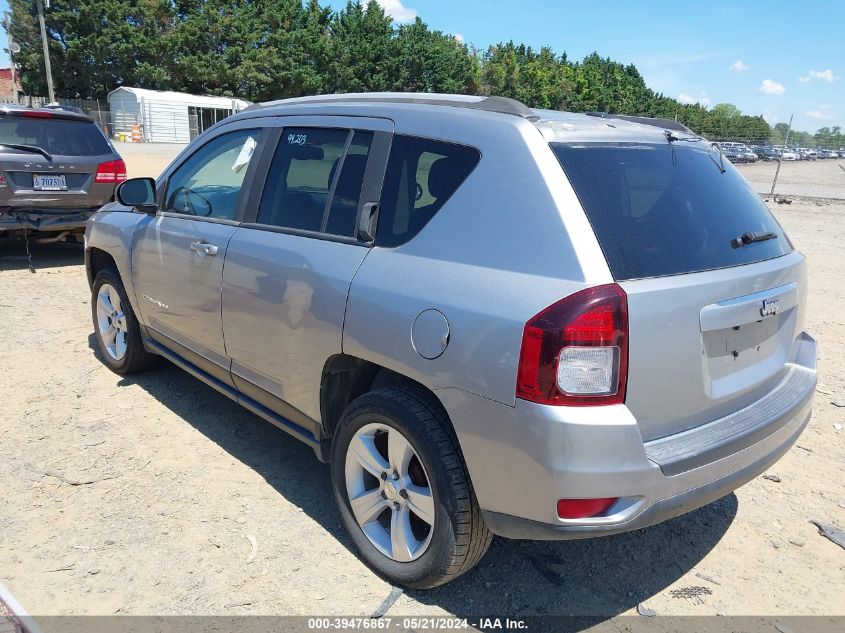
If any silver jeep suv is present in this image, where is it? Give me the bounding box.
[84,93,818,588]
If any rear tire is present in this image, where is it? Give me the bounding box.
[91,268,158,375]
[331,387,491,588]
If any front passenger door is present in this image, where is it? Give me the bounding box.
[132,122,269,385]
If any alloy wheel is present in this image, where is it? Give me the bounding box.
[344,423,435,562]
[96,283,128,361]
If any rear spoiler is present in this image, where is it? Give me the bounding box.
[0,107,93,123]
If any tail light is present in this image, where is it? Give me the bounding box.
[19,110,55,118]
[516,284,628,406]
[95,159,127,184]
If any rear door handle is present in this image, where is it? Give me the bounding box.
[190,241,219,256]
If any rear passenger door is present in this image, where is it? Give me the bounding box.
[221,116,392,424]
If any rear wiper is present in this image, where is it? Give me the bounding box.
[731,231,777,249]
[0,143,52,162]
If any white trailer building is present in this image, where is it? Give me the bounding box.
[107,87,251,143]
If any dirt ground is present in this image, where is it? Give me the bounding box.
[738,158,845,200]
[117,142,185,180]
[0,147,843,622]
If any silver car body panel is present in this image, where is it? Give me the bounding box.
[441,331,815,535]
[129,116,276,385]
[344,106,611,406]
[132,215,240,379]
[223,228,369,420]
[84,205,146,309]
[622,251,807,441]
[84,94,818,539]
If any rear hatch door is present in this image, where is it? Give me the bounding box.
[552,139,804,441]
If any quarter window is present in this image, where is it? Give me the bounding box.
[163,129,259,220]
[257,127,373,237]
[376,135,480,247]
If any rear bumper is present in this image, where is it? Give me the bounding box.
[0,209,99,232]
[438,331,817,540]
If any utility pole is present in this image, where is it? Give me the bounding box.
[769,113,793,197]
[36,0,54,103]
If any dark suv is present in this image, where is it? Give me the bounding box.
[0,106,126,241]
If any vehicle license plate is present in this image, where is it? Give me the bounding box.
[33,174,67,190]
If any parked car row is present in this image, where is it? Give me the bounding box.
[716,142,845,164]
[775,147,845,161]
[716,142,759,163]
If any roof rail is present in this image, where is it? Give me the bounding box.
[585,111,694,134]
[248,93,538,120]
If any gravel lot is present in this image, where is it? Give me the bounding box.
[0,146,843,622]
[739,158,845,200]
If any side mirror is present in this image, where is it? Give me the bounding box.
[116,177,157,212]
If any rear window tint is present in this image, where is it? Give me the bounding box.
[0,117,111,156]
[551,142,792,280]
[377,135,480,247]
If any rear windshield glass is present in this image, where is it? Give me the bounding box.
[551,142,792,280]
[0,117,111,156]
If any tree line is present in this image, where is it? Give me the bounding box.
[6,0,838,146]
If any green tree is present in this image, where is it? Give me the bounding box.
[170,0,331,100]
[8,0,174,97]
[326,1,396,93]
[481,42,572,109]
[393,18,479,94]
[569,53,652,114]
[1,0,788,142]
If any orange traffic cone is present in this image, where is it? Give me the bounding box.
[131,123,143,143]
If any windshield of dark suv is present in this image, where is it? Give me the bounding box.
[0,117,112,156]
[551,141,792,280]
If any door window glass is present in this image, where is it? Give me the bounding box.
[257,127,373,237]
[325,131,374,236]
[163,129,259,220]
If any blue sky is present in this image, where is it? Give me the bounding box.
[2,0,842,131]
[353,0,843,132]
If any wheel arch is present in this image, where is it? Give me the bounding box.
[319,354,453,444]
[85,247,119,288]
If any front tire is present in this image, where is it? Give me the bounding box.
[331,387,491,588]
[91,268,158,375]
